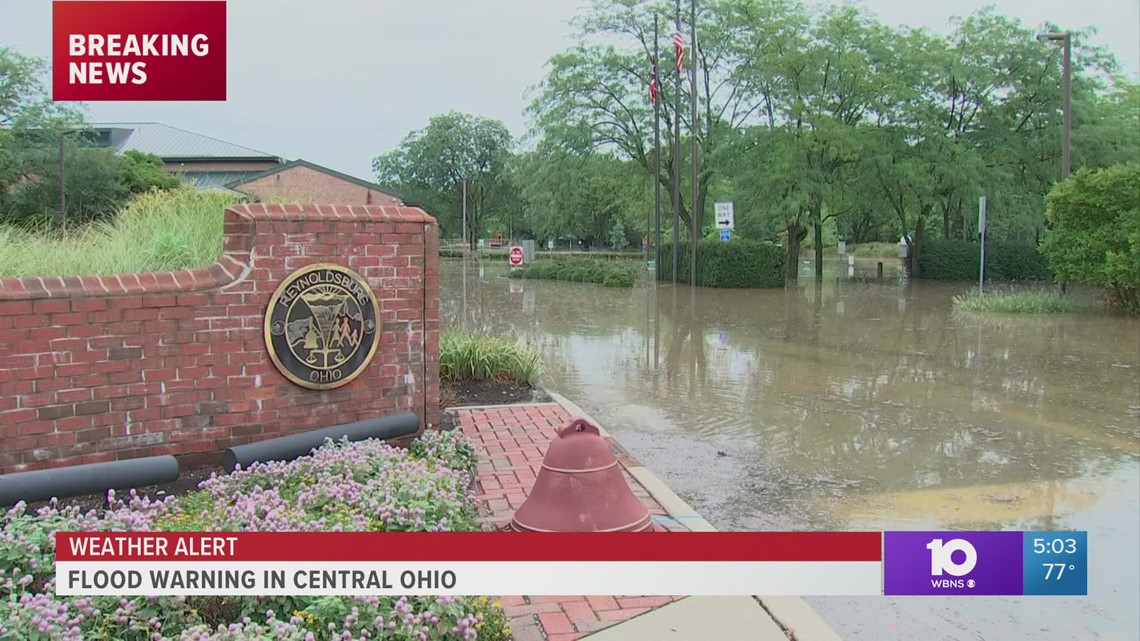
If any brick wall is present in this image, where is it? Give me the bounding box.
[236,165,404,206]
[0,204,440,474]
[164,160,282,173]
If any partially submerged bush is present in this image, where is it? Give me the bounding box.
[952,289,1078,314]
[916,239,1052,282]
[509,257,639,287]
[658,239,785,288]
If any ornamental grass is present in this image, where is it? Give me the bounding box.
[439,333,540,384]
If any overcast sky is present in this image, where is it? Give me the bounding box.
[1,0,1137,181]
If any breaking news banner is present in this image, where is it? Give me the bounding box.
[55,532,884,597]
[883,531,1089,596]
[52,0,226,101]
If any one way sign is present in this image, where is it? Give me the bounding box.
[715,202,734,230]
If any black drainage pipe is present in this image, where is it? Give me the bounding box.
[221,412,420,473]
[0,455,180,507]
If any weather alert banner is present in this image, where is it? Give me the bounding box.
[52,1,226,101]
[883,531,1089,596]
[54,532,884,597]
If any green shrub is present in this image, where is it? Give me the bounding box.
[409,428,478,477]
[439,248,466,258]
[916,239,1052,281]
[952,290,1078,314]
[657,239,785,288]
[0,438,513,640]
[0,187,239,277]
[509,256,639,287]
[1041,163,1140,313]
[440,332,541,383]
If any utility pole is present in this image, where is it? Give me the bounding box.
[56,129,79,232]
[1062,33,1072,180]
[461,177,468,249]
[689,0,698,287]
[1036,30,1073,179]
[672,0,682,284]
[653,14,662,280]
[1037,28,1073,294]
[58,133,67,232]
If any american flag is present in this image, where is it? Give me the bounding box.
[649,64,658,103]
[674,29,685,74]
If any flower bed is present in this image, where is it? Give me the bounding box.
[0,432,512,641]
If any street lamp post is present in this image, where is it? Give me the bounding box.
[1036,30,1072,180]
[57,129,80,232]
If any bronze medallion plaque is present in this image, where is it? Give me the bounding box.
[264,263,380,390]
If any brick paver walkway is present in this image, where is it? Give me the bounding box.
[454,402,686,641]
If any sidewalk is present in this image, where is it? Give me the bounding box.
[453,393,841,641]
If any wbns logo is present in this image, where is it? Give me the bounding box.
[926,538,978,588]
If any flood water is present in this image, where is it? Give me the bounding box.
[440,257,1140,641]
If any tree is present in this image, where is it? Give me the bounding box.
[121,150,181,194]
[1040,163,1140,312]
[373,112,512,249]
[1,47,81,205]
[515,136,647,248]
[1,48,179,227]
[528,0,764,241]
[3,147,130,227]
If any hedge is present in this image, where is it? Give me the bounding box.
[916,240,1052,281]
[657,239,785,288]
[509,256,638,287]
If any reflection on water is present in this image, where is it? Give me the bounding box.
[442,256,1140,639]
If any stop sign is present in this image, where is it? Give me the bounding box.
[509,245,524,266]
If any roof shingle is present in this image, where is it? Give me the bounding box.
[88,122,282,161]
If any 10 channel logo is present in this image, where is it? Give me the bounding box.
[883,531,1088,596]
[926,537,978,589]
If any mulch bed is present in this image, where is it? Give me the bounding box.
[16,381,548,512]
[443,379,551,407]
[439,380,551,431]
[23,464,221,514]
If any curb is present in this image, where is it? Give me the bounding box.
[543,389,843,641]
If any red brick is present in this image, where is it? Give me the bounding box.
[503,603,563,617]
[536,613,574,635]
[561,601,600,624]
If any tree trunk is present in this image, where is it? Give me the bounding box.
[909,216,926,279]
[813,218,824,282]
[467,200,479,253]
[785,220,806,284]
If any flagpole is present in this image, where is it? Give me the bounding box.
[689,0,698,286]
[653,14,662,283]
[672,0,682,285]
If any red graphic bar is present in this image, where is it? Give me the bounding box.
[55,532,882,562]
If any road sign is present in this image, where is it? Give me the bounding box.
[508,245,524,267]
[720,228,731,242]
[715,202,735,230]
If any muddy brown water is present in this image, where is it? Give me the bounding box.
[442,257,1140,641]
